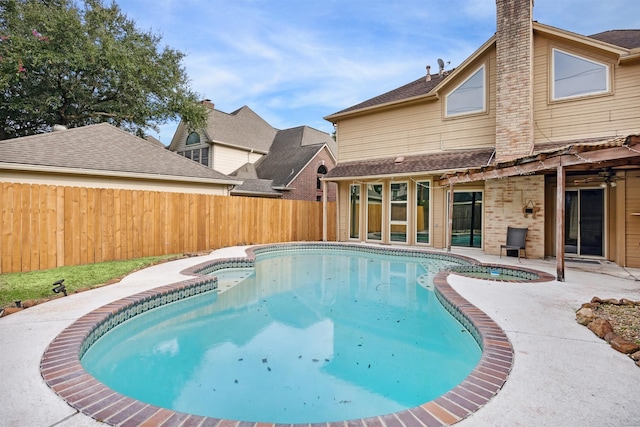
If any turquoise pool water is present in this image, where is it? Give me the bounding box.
[81,249,481,424]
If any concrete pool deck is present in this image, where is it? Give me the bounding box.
[1,245,639,426]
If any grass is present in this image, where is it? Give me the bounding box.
[0,255,181,309]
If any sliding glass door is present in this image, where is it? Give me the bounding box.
[565,188,604,256]
[450,191,482,248]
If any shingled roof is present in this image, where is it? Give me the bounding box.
[589,30,640,49]
[255,126,335,187]
[325,148,496,179]
[201,105,277,153]
[230,178,283,198]
[326,72,448,119]
[0,123,238,183]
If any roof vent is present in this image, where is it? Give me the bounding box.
[52,124,67,132]
[426,65,431,82]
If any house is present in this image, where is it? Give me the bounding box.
[0,123,240,194]
[323,0,640,275]
[169,102,337,201]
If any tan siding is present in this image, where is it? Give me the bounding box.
[0,170,230,195]
[337,51,498,163]
[338,104,497,162]
[533,35,640,143]
[213,145,264,175]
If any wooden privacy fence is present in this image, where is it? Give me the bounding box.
[1,183,337,274]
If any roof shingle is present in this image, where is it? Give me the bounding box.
[589,30,640,49]
[0,123,236,182]
[255,126,334,186]
[325,148,496,179]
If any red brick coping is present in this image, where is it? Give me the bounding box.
[41,244,529,426]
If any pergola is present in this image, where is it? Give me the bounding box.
[437,134,640,280]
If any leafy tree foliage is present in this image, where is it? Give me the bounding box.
[0,0,206,139]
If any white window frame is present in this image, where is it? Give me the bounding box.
[348,184,360,240]
[389,181,408,244]
[366,183,383,242]
[445,64,486,117]
[551,48,610,101]
[415,180,431,246]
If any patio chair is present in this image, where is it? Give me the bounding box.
[500,227,528,261]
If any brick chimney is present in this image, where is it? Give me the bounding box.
[201,99,215,109]
[495,0,535,162]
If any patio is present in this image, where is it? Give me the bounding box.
[0,245,638,426]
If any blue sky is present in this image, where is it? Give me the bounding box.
[114,0,639,144]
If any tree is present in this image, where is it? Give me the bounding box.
[0,0,206,140]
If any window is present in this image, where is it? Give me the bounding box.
[415,181,430,244]
[186,131,200,145]
[552,49,609,100]
[317,165,328,190]
[445,65,485,117]
[178,147,209,167]
[201,147,209,167]
[349,185,360,239]
[389,182,407,243]
[367,184,383,241]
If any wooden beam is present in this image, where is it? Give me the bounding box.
[556,164,565,281]
[438,144,640,186]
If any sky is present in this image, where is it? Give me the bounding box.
[113,0,640,144]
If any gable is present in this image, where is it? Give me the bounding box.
[169,105,277,154]
[326,23,637,124]
[255,126,335,187]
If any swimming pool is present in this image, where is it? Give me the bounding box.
[81,248,480,423]
[41,243,516,426]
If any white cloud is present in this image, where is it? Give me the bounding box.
[117,0,639,142]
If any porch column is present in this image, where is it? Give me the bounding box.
[556,164,565,281]
[322,180,328,242]
[447,183,454,252]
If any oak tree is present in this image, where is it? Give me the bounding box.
[0,0,206,140]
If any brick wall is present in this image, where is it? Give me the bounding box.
[283,149,337,202]
[495,0,535,161]
[484,175,545,258]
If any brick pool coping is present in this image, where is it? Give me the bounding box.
[40,243,551,426]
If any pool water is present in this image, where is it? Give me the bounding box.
[81,249,481,424]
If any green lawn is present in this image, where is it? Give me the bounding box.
[0,255,180,308]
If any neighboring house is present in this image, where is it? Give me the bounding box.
[251,126,337,201]
[0,123,240,194]
[323,0,640,274]
[169,101,337,201]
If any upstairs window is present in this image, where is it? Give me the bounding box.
[445,65,486,117]
[552,49,609,100]
[317,165,328,190]
[186,131,200,145]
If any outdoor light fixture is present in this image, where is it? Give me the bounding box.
[52,279,67,296]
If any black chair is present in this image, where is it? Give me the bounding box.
[500,227,528,261]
